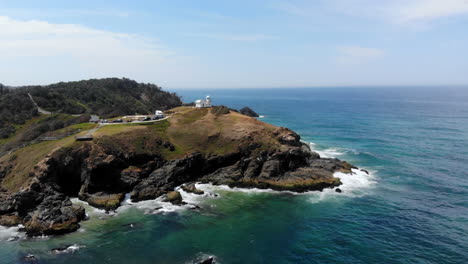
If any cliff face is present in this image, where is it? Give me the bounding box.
[0,107,357,236]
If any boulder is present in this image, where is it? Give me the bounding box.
[82,192,125,211]
[130,186,165,202]
[164,191,184,205]
[0,213,21,226]
[23,201,86,236]
[181,183,204,195]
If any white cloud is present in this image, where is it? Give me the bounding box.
[274,0,468,26]
[392,0,468,23]
[335,46,385,65]
[0,16,189,86]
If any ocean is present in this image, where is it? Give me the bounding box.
[1,87,467,264]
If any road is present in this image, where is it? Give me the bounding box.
[99,116,170,126]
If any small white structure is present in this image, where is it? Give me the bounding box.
[155,110,165,118]
[195,96,212,108]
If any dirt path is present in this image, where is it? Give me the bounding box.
[28,93,52,115]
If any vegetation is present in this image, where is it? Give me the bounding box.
[0,114,92,155]
[0,87,37,139]
[27,78,182,116]
[211,105,231,116]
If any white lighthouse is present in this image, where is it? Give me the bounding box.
[195,95,212,108]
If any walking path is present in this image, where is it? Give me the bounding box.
[28,93,52,115]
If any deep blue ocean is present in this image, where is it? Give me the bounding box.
[1,87,467,264]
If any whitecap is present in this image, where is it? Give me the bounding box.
[71,198,107,216]
[308,142,345,158]
[305,168,377,203]
[194,168,376,204]
[0,224,25,242]
[51,244,85,254]
[117,193,193,215]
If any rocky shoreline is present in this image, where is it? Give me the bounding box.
[0,109,361,237]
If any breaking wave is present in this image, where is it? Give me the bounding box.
[0,224,25,242]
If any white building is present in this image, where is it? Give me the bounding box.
[154,110,165,118]
[155,110,164,117]
[195,96,212,108]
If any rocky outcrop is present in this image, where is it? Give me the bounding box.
[0,113,358,237]
[239,107,259,117]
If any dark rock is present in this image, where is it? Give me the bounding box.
[120,167,144,188]
[23,196,86,236]
[132,153,205,202]
[181,183,204,195]
[275,128,302,147]
[130,186,165,202]
[164,191,184,205]
[259,159,281,178]
[335,188,342,193]
[239,107,259,117]
[197,256,214,264]
[211,105,230,116]
[80,192,125,211]
[20,254,38,264]
[189,205,201,210]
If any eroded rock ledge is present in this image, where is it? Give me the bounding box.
[0,110,358,236]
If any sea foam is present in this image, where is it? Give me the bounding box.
[0,224,25,242]
[193,168,376,204]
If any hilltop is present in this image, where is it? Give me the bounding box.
[0,87,360,237]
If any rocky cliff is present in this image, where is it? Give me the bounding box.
[0,106,358,236]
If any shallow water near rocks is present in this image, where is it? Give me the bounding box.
[1,87,467,264]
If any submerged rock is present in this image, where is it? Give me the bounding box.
[197,256,215,264]
[20,254,38,264]
[51,244,84,254]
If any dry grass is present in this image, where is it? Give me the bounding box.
[0,135,81,192]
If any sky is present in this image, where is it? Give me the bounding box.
[1,0,468,88]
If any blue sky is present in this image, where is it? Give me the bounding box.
[1,0,468,88]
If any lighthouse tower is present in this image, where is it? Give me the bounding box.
[205,96,212,107]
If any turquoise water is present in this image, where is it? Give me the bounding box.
[1,87,467,264]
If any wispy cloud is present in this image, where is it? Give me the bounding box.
[0,16,184,85]
[273,0,468,26]
[335,45,385,65]
[0,8,131,19]
[185,33,277,42]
